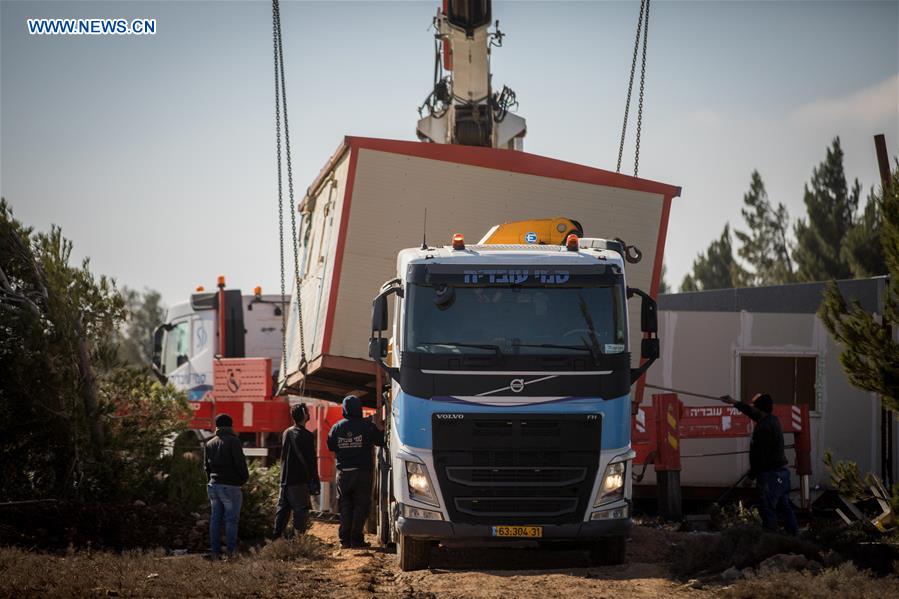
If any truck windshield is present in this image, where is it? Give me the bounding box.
[406,285,627,355]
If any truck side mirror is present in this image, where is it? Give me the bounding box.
[372,295,389,332]
[641,295,658,334]
[641,338,659,361]
[151,325,168,383]
[152,326,165,370]
[627,287,660,384]
[369,337,389,359]
[627,287,658,334]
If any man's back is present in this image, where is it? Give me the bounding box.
[281,425,318,486]
[205,430,249,486]
[732,398,788,475]
[327,396,384,471]
[750,413,788,475]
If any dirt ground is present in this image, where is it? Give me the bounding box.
[306,521,710,598]
[6,519,898,597]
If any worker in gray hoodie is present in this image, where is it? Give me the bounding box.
[327,395,384,548]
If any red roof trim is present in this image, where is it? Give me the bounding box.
[344,136,682,199]
[321,146,359,355]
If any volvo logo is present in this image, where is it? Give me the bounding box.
[436,413,464,420]
[509,378,525,393]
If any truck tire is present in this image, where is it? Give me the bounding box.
[588,535,627,566]
[397,532,430,571]
[365,448,378,534]
[376,458,392,546]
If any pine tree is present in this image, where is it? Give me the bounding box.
[819,165,899,413]
[734,171,794,286]
[116,287,166,366]
[658,263,670,295]
[842,187,886,278]
[794,137,861,282]
[680,224,746,292]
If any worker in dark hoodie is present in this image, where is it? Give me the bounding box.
[203,413,250,559]
[327,395,384,548]
[718,392,799,535]
[272,403,320,537]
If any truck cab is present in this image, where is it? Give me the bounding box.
[153,285,285,400]
[152,281,293,452]
[370,235,659,570]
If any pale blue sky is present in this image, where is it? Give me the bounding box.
[2,0,897,303]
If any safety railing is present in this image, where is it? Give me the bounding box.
[633,393,812,519]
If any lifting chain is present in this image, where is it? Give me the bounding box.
[634,0,650,177]
[273,0,307,394]
[616,0,651,177]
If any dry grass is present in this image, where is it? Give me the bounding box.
[0,536,329,598]
[670,524,821,577]
[725,563,899,598]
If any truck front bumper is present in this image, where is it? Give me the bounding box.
[396,516,630,542]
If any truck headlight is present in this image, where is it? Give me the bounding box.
[405,461,438,506]
[594,461,626,507]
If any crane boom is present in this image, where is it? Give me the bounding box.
[416,0,526,149]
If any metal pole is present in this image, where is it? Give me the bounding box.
[645,383,726,402]
[874,133,894,487]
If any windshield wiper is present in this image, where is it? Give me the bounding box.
[512,343,594,352]
[512,342,603,363]
[417,341,503,356]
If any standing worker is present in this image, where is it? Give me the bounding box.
[327,395,384,548]
[718,393,799,535]
[272,403,321,537]
[203,413,250,559]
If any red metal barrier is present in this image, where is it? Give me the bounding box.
[188,398,292,433]
[187,358,293,433]
[634,394,813,518]
[307,404,344,483]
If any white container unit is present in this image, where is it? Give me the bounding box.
[282,136,681,403]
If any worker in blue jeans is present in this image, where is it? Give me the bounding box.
[203,414,250,559]
[719,393,799,535]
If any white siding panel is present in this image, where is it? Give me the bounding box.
[646,309,880,489]
[283,152,350,376]
[328,148,665,360]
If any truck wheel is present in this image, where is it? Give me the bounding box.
[397,532,430,571]
[588,536,627,566]
[376,470,392,546]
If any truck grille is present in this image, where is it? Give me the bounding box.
[455,497,580,518]
[432,413,602,525]
[446,466,588,486]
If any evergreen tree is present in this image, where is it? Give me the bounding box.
[842,187,886,278]
[116,287,166,366]
[794,137,861,282]
[0,199,188,501]
[734,171,794,285]
[658,263,670,295]
[680,224,746,292]
[819,165,898,413]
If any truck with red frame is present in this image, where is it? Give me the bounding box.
[152,277,294,457]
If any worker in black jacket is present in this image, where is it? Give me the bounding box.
[203,413,250,559]
[327,395,384,548]
[719,393,799,535]
[272,403,320,537]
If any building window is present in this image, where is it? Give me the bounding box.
[740,355,817,411]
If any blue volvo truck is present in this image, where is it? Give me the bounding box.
[369,233,659,570]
